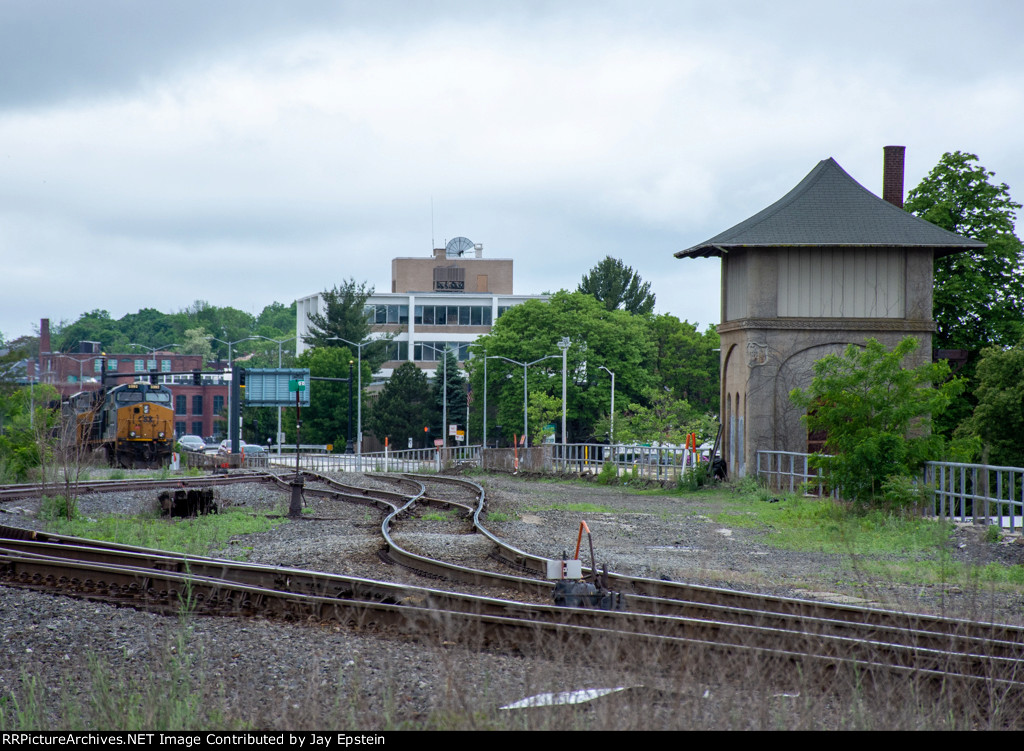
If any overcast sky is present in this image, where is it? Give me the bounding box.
[2,0,1022,342]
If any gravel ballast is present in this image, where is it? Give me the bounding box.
[2,470,1023,730]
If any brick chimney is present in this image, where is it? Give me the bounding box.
[40,318,51,355]
[883,145,906,208]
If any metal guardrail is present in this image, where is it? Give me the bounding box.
[550,443,707,482]
[925,461,1024,531]
[261,442,710,481]
[268,446,482,474]
[272,444,330,453]
[756,452,1024,527]
[756,450,836,497]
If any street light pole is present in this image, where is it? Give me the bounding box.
[489,354,560,448]
[419,343,452,451]
[326,337,369,465]
[206,336,256,452]
[482,350,487,448]
[599,365,615,444]
[557,337,570,452]
[128,343,180,383]
[347,360,354,453]
[443,348,448,449]
[129,343,179,354]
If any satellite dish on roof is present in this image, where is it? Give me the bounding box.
[445,236,474,258]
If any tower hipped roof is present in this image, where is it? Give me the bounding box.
[676,158,985,259]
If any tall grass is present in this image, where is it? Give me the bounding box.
[44,509,284,557]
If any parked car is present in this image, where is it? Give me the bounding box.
[177,435,206,453]
[217,439,267,458]
[240,442,268,458]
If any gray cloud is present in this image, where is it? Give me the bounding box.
[1,1,1022,341]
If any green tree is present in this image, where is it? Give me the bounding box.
[432,349,467,442]
[526,391,561,445]
[612,388,716,446]
[905,151,1024,438]
[964,343,1024,468]
[255,301,297,341]
[906,152,1024,352]
[180,328,214,359]
[578,256,656,315]
[302,280,373,348]
[468,291,657,444]
[0,383,60,482]
[367,362,434,448]
[789,337,963,507]
[180,301,257,358]
[55,310,128,352]
[650,314,719,415]
[290,345,361,447]
[120,308,181,350]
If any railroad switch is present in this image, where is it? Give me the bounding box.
[548,521,628,611]
[552,578,627,610]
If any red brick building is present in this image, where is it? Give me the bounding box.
[30,319,230,440]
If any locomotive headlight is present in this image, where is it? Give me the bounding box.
[158,432,165,438]
[130,431,137,438]
[143,404,150,414]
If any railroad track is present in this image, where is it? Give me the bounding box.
[0,471,277,502]
[3,470,1024,705]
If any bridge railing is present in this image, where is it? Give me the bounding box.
[756,451,1024,527]
[549,443,708,482]
[269,445,482,473]
[925,461,1024,531]
[756,450,836,497]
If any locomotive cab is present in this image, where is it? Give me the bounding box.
[104,383,175,468]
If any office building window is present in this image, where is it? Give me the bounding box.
[213,395,224,415]
[192,421,203,436]
[161,359,171,372]
[175,395,186,415]
[175,422,186,437]
[384,341,408,361]
[413,305,493,327]
[413,341,469,362]
[365,304,409,325]
[134,359,145,372]
[192,395,203,415]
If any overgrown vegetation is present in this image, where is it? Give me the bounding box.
[43,508,284,557]
[790,337,963,509]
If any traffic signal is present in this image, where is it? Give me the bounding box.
[149,371,158,385]
[238,368,246,386]
[193,370,202,386]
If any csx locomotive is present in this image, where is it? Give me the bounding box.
[65,382,175,468]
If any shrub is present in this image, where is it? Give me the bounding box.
[39,495,79,521]
[790,337,963,508]
[879,475,931,513]
[596,460,619,486]
[678,461,711,492]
